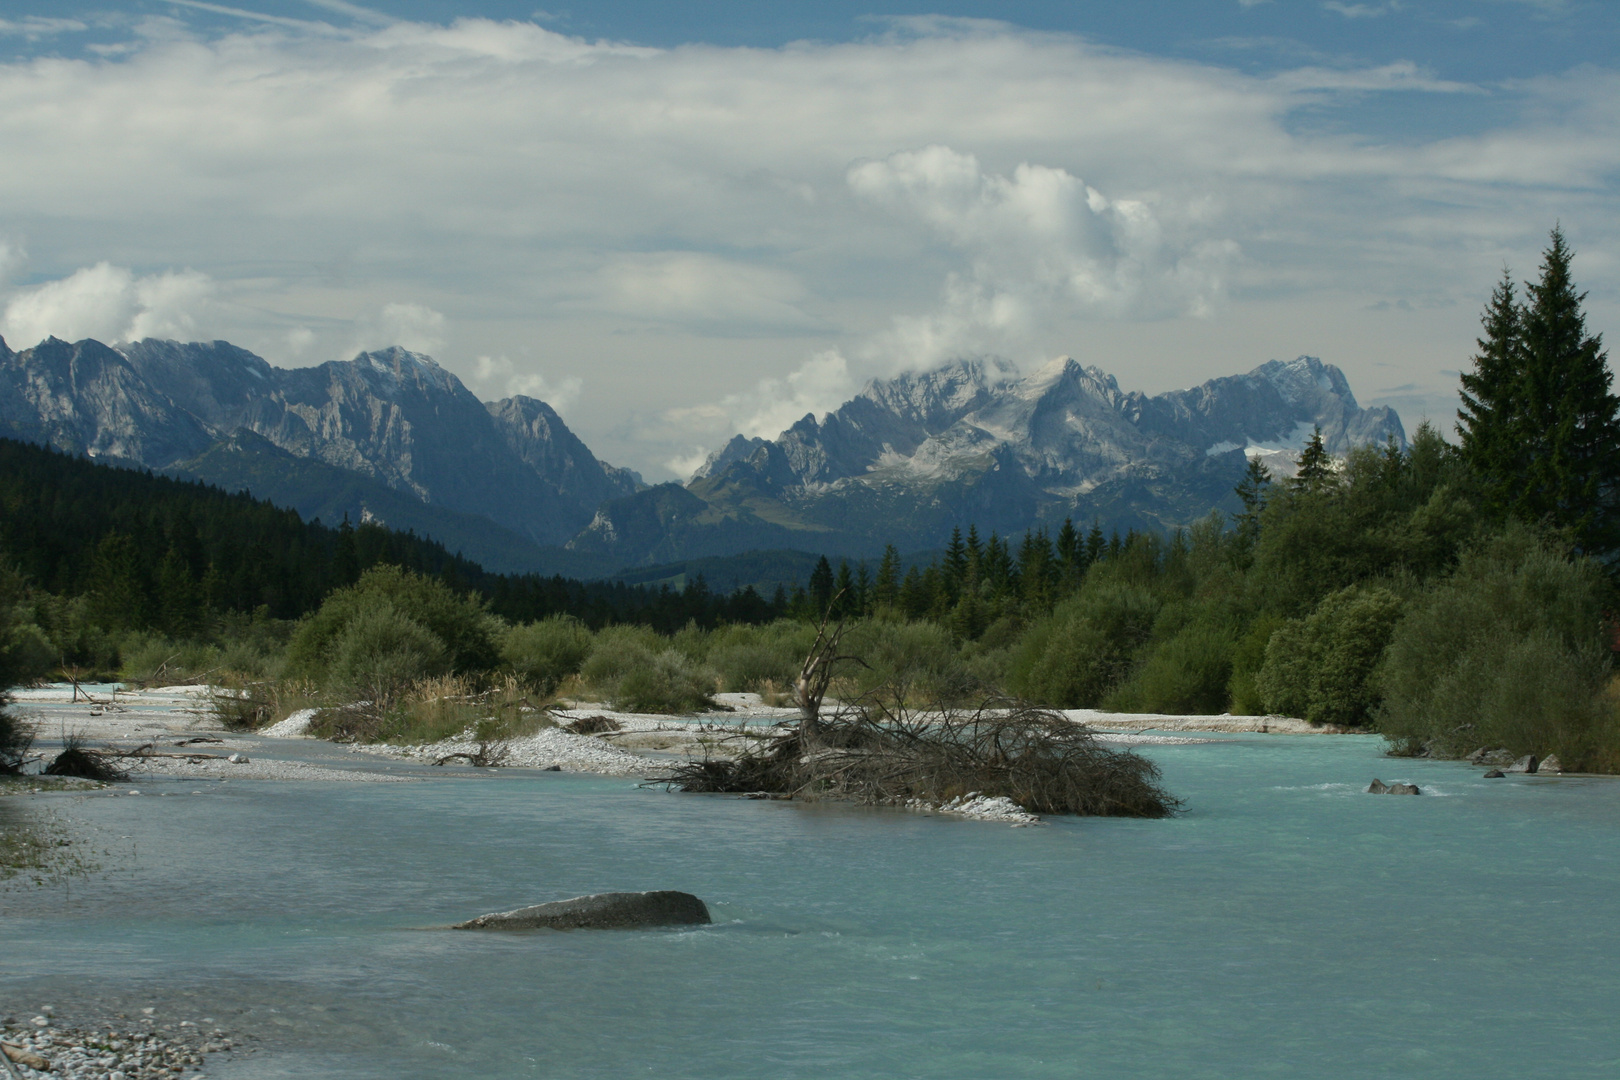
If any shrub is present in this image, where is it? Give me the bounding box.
[706,621,815,693]
[328,603,449,704]
[502,616,593,693]
[285,565,496,684]
[580,626,717,713]
[1227,614,1286,715]
[1378,528,1617,766]
[614,649,718,714]
[1255,585,1404,726]
[1003,584,1160,707]
[842,619,973,703]
[1107,622,1235,714]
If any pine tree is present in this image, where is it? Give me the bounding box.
[1291,427,1334,493]
[1086,521,1105,566]
[1458,267,1527,516]
[808,555,834,613]
[1518,227,1620,555]
[873,544,901,609]
[1233,456,1271,545]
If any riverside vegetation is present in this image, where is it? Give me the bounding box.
[1,227,1617,778]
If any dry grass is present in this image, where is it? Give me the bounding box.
[657,684,1180,818]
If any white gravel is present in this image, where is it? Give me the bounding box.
[260,707,318,738]
[363,726,660,776]
[907,792,1044,826]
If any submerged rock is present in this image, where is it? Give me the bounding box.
[1484,769,1506,778]
[453,891,711,931]
[1367,779,1420,795]
[1506,755,1539,774]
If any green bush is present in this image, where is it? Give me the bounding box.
[704,620,814,693]
[285,565,496,684]
[1227,614,1286,715]
[502,615,593,693]
[1254,585,1403,726]
[1003,584,1160,707]
[1378,528,1617,766]
[1106,622,1235,714]
[614,649,719,714]
[842,618,974,703]
[328,603,449,703]
[579,625,717,712]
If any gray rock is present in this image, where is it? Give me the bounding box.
[1538,754,1563,775]
[1368,778,1419,794]
[1366,779,1390,794]
[1506,754,1539,774]
[226,753,249,764]
[1484,769,1506,778]
[454,890,711,931]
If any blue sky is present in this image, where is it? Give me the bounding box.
[0,0,1613,476]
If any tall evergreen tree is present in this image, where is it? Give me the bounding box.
[1291,427,1334,493]
[873,544,901,609]
[1234,456,1272,546]
[808,555,835,613]
[1518,227,1620,555]
[1458,267,1527,516]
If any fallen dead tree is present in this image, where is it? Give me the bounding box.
[44,733,132,782]
[653,686,1180,818]
[433,740,510,767]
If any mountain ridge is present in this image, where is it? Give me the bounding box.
[570,354,1405,564]
[0,335,643,547]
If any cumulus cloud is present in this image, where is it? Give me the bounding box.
[470,353,583,414]
[658,350,857,476]
[0,14,1610,477]
[355,302,447,356]
[848,146,1240,368]
[0,263,217,348]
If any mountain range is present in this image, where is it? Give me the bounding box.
[567,354,1405,563]
[0,334,1404,575]
[0,336,640,572]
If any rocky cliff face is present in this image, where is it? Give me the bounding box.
[571,354,1405,564]
[0,336,642,546]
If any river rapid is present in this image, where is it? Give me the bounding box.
[4,733,1618,1078]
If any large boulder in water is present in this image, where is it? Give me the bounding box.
[1506,754,1539,774]
[453,891,711,930]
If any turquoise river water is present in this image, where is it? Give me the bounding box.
[3,733,1619,1078]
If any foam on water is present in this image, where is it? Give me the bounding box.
[4,734,1619,1078]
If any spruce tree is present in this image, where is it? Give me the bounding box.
[1518,227,1620,555]
[1458,268,1527,516]
[1233,456,1272,546]
[1459,227,1620,556]
[1291,427,1334,493]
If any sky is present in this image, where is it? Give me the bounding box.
[0,1,1614,480]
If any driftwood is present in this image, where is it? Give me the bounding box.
[654,686,1180,818]
[433,740,510,767]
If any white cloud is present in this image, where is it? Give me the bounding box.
[0,263,218,348]
[470,353,583,413]
[1323,1,1401,17]
[357,302,446,355]
[589,253,823,333]
[848,146,1240,368]
[0,15,1610,477]
[0,18,88,38]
